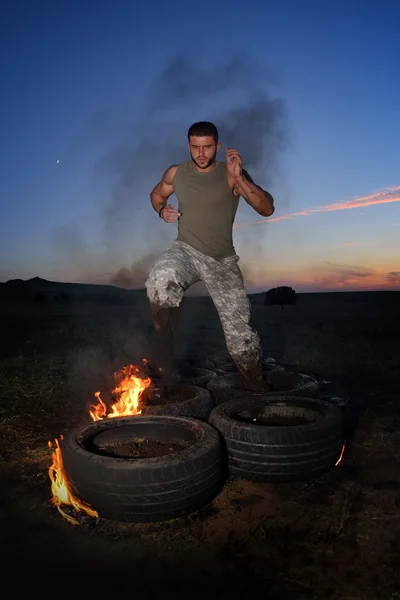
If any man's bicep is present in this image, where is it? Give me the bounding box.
[153,179,174,199]
[152,165,177,199]
[163,164,178,185]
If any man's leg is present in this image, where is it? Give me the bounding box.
[145,243,200,386]
[201,254,268,388]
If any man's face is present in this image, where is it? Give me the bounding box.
[188,135,220,170]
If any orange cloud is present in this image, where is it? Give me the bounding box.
[234,185,400,230]
[247,261,400,293]
[387,271,400,284]
[310,261,375,289]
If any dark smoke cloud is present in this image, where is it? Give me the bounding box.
[109,253,159,289]
[147,55,247,107]
[94,53,289,289]
[147,55,287,174]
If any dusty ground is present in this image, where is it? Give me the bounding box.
[1,290,399,598]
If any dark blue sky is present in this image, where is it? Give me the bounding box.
[1,0,399,291]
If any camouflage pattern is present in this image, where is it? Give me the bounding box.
[146,241,263,381]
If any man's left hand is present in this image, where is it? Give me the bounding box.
[226,148,243,179]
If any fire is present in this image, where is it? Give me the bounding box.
[48,436,98,525]
[335,442,346,467]
[89,363,152,421]
[47,361,151,524]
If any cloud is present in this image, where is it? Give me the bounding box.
[387,271,400,284]
[234,185,400,230]
[311,261,375,288]
[340,241,357,247]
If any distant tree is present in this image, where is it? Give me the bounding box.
[34,292,46,303]
[264,286,298,310]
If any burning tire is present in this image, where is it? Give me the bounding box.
[141,382,215,421]
[207,371,319,406]
[209,396,345,482]
[61,415,223,523]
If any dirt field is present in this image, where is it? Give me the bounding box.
[1,290,399,598]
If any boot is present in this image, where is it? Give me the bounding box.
[149,303,180,388]
[235,355,272,392]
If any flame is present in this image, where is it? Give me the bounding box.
[89,363,152,421]
[335,442,346,467]
[48,436,99,525]
[48,361,151,524]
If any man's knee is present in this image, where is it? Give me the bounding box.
[145,264,183,308]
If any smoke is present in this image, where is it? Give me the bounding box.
[109,253,159,289]
[94,53,289,290]
[147,55,287,173]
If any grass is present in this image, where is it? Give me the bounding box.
[1,290,399,598]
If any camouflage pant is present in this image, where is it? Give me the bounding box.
[145,241,263,379]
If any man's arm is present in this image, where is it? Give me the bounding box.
[234,169,275,217]
[150,164,178,214]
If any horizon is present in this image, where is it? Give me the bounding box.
[1,1,399,293]
[2,274,399,296]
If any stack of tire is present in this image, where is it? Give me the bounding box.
[60,357,345,524]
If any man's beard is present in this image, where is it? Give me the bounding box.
[190,151,217,170]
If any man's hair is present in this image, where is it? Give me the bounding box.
[187,121,219,143]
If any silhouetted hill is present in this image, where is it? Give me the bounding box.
[250,289,399,306]
[1,277,398,305]
[0,277,146,303]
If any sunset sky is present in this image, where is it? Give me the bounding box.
[1,0,399,293]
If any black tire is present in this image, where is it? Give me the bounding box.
[175,356,217,370]
[141,382,215,421]
[207,371,319,406]
[209,396,345,482]
[61,415,223,523]
[177,367,218,388]
[213,357,284,376]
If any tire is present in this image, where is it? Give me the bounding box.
[209,396,345,482]
[175,357,217,370]
[207,371,319,406]
[141,382,215,421]
[213,357,284,376]
[61,415,223,523]
[177,367,218,388]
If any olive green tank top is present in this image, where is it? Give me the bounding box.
[173,161,239,260]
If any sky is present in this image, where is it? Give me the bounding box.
[1,0,399,293]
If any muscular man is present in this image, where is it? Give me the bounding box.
[145,121,275,387]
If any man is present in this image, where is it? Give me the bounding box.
[145,121,275,388]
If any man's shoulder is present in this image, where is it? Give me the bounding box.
[167,161,191,172]
[176,161,192,170]
[172,161,192,177]
[163,162,190,186]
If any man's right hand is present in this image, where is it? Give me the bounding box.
[160,204,181,223]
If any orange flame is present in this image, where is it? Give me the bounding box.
[335,442,346,467]
[48,436,99,525]
[89,363,152,421]
[48,361,151,524]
